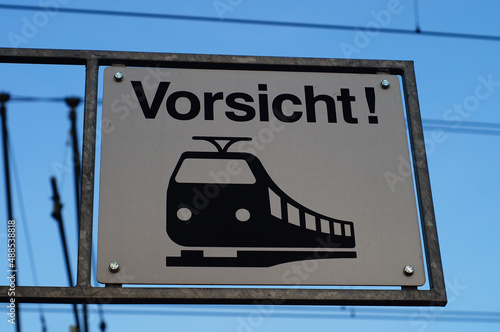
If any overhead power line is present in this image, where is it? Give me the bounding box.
[421,119,500,136]
[1,4,500,42]
[9,96,69,103]
[6,94,500,136]
[8,95,103,104]
[16,304,500,323]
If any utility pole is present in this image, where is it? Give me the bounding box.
[65,97,89,332]
[50,177,82,332]
[1,93,21,332]
[66,98,81,234]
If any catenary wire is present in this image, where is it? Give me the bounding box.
[14,304,500,323]
[0,4,500,42]
[7,95,500,136]
[421,119,500,136]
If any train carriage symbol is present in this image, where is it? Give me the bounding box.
[166,136,356,267]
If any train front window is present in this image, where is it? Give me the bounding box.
[175,158,256,184]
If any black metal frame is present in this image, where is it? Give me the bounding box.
[0,48,446,306]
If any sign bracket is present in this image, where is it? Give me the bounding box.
[0,48,446,306]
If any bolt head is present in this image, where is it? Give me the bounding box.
[113,72,124,82]
[403,265,414,276]
[108,261,120,273]
[380,79,390,89]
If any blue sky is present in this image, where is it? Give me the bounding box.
[0,0,499,331]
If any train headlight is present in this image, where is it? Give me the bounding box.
[177,207,192,221]
[235,208,250,222]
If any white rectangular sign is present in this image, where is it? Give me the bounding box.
[97,66,425,286]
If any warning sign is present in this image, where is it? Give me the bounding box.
[97,66,425,286]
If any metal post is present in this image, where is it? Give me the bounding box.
[77,59,98,287]
[50,177,81,332]
[76,59,99,332]
[1,93,21,332]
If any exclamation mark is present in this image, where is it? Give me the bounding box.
[365,87,378,124]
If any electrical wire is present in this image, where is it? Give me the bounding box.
[0,4,500,42]
[14,304,500,323]
[421,119,500,136]
[9,96,102,104]
[7,94,500,136]
[8,96,67,103]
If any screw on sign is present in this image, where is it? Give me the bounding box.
[108,261,120,273]
[403,265,414,276]
[113,71,124,82]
